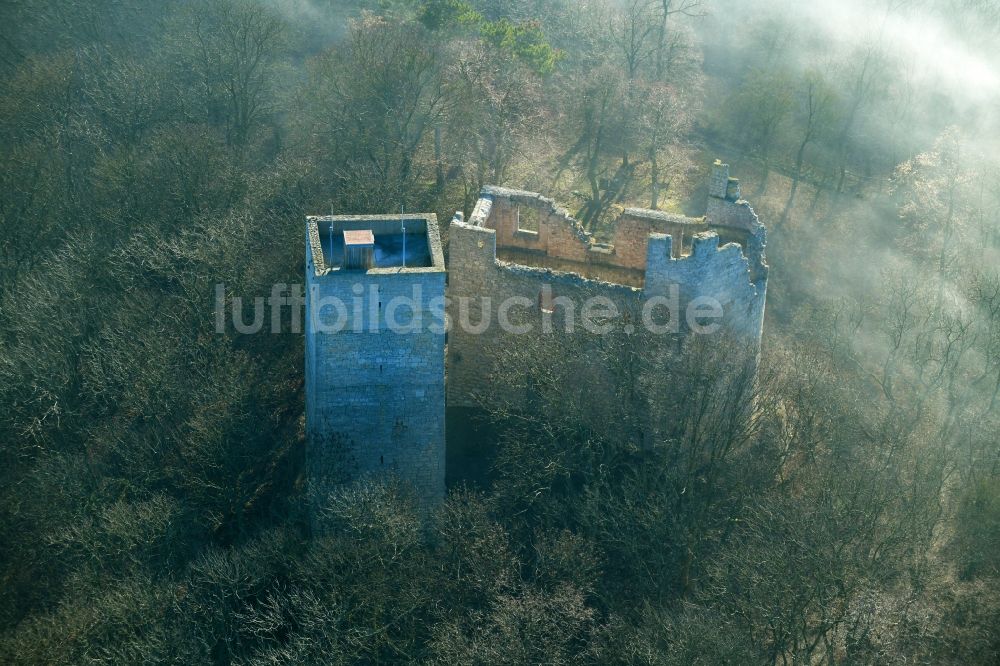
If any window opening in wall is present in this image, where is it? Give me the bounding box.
[516,205,540,233]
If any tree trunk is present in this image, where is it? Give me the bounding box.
[781,134,811,224]
[835,163,848,194]
[807,174,827,216]
[585,163,601,227]
[650,151,661,209]
[434,125,444,190]
[757,152,771,196]
[655,1,670,80]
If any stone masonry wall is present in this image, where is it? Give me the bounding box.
[305,214,447,510]
[644,232,766,345]
[614,209,708,269]
[479,185,751,282]
[703,160,768,286]
[483,186,593,264]
[446,161,768,408]
[445,212,641,407]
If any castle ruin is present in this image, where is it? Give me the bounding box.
[305,160,767,507]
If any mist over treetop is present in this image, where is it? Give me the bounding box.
[0,0,998,663]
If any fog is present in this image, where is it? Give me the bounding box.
[1,1,998,663]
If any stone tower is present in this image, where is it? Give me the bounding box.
[305,213,447,509]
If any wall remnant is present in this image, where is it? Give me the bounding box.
[446,160,768,407]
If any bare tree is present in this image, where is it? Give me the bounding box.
[652,0,706,80]
[726,67,794,194]
[304,14,446,211]
[781,69,839,225]
[892,128,974,288]
[614,0,657,81]
[480,310,779,602]
[448,40,543,197]
[187,0,285,149]
[643,82,695,209]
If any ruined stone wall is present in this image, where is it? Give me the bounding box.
[305,215,447,509]
[446,161,768,408]
[644,232,766,345]
[446,210,641,407]
[614,209,708,268]
[482,187,676,286]
[704,160,768,286]
[484,186,593,264]
[480,186,743,280]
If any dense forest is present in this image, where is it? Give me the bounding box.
[1,0,999,663]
